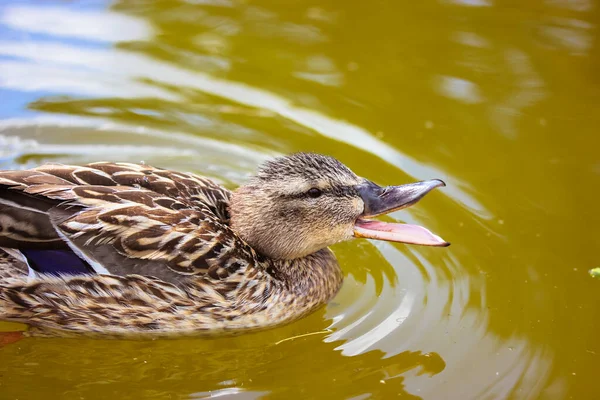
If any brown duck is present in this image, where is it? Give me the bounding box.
[0,153,448,338]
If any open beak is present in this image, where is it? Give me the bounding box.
[353,179,450,247]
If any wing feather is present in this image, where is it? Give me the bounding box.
[0,163,250,284]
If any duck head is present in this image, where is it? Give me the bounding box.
[230,153,449,260]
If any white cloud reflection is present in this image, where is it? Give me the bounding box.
[0,116,273,182]
[443,0,493,7]
[0,58,179,99]
[1,5,153,42]
[436,76,483,104]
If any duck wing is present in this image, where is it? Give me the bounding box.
[0,163,249,285]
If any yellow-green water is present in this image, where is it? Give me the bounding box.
[0,0,599,399]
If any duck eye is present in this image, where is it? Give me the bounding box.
[307,188,322,198]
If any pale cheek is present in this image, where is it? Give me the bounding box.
[353,198,364,215]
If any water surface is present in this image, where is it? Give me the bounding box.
[0,1,599,399]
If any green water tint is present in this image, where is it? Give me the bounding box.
[0,0,599,399]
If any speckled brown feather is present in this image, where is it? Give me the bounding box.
[0,162,344,337]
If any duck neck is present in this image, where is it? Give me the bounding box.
[267,248,344,303]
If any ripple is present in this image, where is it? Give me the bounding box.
[0,4,152,43]
[190,388,268,399]
[322,234,556,398]
[0,116,274,182]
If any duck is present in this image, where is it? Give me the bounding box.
[0,153,448,338]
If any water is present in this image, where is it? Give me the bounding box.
[0,1,599,399]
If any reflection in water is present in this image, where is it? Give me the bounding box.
[0,4,151,42]
[0,333,448,399]
[0,117,273,183]
[435,76,482,104]
[0,132,195,168]
[294,54,344,87]
[489,49,546,138]
[444,0,493,7]
[540,16,593,55]
[191,388,269,399]
[3,0,598,398]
